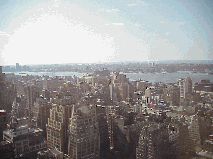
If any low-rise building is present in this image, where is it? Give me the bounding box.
[3,124,47,158]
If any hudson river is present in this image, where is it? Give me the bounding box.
[4,71,213,84]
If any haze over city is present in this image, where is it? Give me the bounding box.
[0,0,213,65]
[1,1,213,159]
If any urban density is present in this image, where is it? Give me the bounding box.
[0,0,213,158]
[0,61,213,159]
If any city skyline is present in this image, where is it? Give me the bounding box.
[0,0,213,65]
[0,63,213,158]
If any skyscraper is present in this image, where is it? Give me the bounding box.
[96,105,110,158]
[68,105,100,159]
[177,77,192,104]
[46,104,72,153]
[26,85,34,121]
[136,123,169,159]
[32,98,52,138]
[183,77,192,97]
[188,114,202,152]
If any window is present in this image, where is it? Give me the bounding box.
[16,142,21,146]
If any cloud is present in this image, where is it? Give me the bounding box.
[105,23,124,26]
[127,4,138,6]
[98,8,105,11]
[180,22,186,25]
[106,8,120,12]
[132,13,138,15]
[166,32,170,36]
[99,8,120,12]
[160,21,167,23]
[134,24,141,27]
[180,44,205,60]
[0,31,9,36]
[136,1,149,5]
[112,23,124,26]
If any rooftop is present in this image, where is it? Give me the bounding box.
[0,109,6,113]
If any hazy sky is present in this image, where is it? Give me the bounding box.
[0,0,212,65]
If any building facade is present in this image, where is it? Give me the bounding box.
[3,124,47,158]
[68,105,100,159]
[136,123,169,159]
[46,104,72,153]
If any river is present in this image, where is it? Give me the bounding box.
[4,71,213,84]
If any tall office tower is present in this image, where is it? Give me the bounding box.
[11,96,26,119]
[136,80,149,92]
[0,66,16,113]
[0,110,9,142]
[106,106,114,150]
[96,105,110,157]
[32,98,52,138]
[197,110,212,146]
[43,78,48,90]
[42,89,50,100]
[177,78,184,103]
[109,72,129,103]
[163,84,180,106]
[145,87,151,105]
[26,85,34,121]
[188,114,202,152]
[177,77,192,104]
[136,123,169,159]
[183,77,192,96]
[46,104,72,154]
[118,83,129,101]
[0,66,6,110]
[178,122,191,157]
[68,105,100,159]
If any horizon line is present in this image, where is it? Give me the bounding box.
[2,59,213,66]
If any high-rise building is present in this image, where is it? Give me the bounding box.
[163,84,180,106]
[46,104,72,154]
[109,73,129,103]
[43,79,48,90]
[137,80,148,92]
[106,106,114,150]
[188,114,202,152]
[145,88,151,105]
[68,105,100,159]
[32,98,52,138]
[0,141,15,159]
[26,85,34,121]
[184,77,192,97]
[26,85,41,121]
[177,77,192,104]
[136,123,169,159]
[0,66,9,111]
[177,78,184,103]
[96,105,110,157]
[0,110,9,142]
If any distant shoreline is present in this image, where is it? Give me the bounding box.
[4,71,213,84]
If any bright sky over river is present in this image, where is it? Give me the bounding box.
[0,0,212,65]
